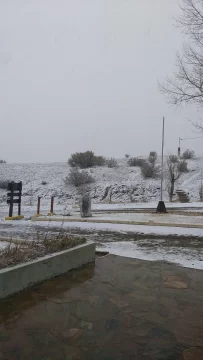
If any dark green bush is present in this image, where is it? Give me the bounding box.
[182,149,195,160]
[65,168,95,187]
[169,155,178,164]
[177,160,188,173]
[106,158,118,168]
[128,157,146,167]
[141,162,160,178]
[148,151,158,165]
[68,151,105,168]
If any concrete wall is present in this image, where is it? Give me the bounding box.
[0,242,95,299]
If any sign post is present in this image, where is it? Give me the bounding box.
[6,182,24,220]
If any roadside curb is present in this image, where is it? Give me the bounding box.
[31,216,203,230]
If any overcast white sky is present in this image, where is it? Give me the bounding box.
[0,0,202,163]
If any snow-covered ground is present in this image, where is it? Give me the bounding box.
[0,157,203,206]
[97,241,203,270]
[1,219,203,270]
[0,241,12,250]
[2,218,203,238]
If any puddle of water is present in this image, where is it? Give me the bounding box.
[0,255,203,359]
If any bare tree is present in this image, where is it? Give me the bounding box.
[160,0,203,129]
[166,155,182,202]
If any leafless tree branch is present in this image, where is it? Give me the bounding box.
[166,156,182,202]
[160,0,203,130]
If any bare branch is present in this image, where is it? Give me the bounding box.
[159,0,203,128]
[166,155,182,202]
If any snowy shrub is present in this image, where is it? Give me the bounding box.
[141,162,160,178]
[65,168,95,187]
[0,180,9,190]
[177,160,188,173]
[68,151,105,168]
[169,155,178,164]
[128,157,146,167]
[0,160,6,164]
[182,149,195,160]
[106,158,118,168]
[93,155,106,167]
[125,154,130,158]
[41,181,48,185]
[148,151,157,165]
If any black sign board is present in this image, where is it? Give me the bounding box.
[7,182,22,217]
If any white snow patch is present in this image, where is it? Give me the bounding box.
[0,241,12,250]
[97,241,203,270]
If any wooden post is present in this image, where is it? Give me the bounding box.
[50,196,54,214]
[9,182,14,218]
[37,196,41,215]
[18,182,22,216]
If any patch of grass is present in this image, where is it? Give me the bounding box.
[43,236,86,252]
[0,236,86,270]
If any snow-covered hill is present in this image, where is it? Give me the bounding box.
[0,158,202,206]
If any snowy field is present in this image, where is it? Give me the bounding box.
[0,158,203,207]
[0,157,203,270]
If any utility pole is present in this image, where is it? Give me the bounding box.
[156,117,167,213]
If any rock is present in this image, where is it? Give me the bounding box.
[162,275,188,289]
[183,347,203,360]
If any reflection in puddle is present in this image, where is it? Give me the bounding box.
[0,255,203,359]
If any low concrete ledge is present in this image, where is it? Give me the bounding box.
[31,215,203,230]
[0,241,95,299]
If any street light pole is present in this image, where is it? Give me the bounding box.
[156,117,167,213]
[160,116,165,202]
[178,135,203,157]
[178,137,181,157]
